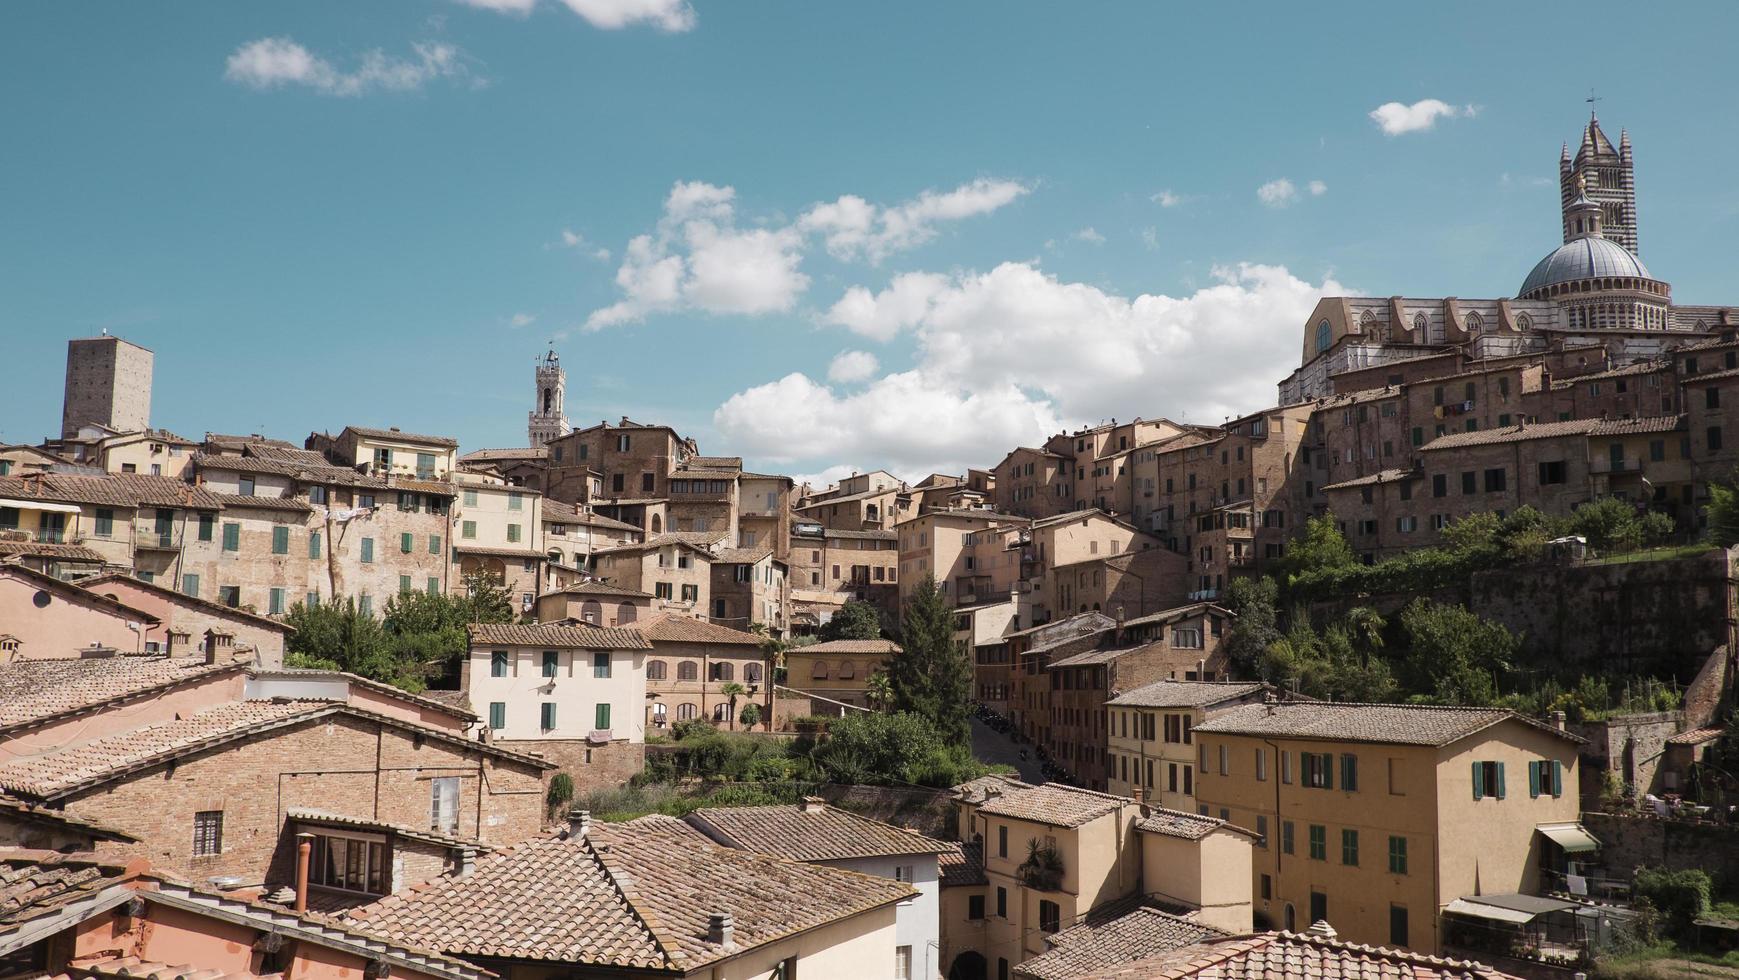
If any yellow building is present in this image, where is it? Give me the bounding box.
[1105,680,1269,810]
[1193,701,1587,954]
[781,638,900,707]
[947,777,1255,979]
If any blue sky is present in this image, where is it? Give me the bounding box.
[4,2,1737,483]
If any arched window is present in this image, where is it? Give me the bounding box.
[677,702,697,721]
[1313,319,1332,354]
[713,703,729,722]
[837,660,856,680]
[811,661,830,680]
[647,660,668,681]
[1465,311,1483,333]
[650,702,667,727]
[650,514,663,533]
[616,602,637,624]
[1516,313,1533,331]
[1412,311,1428,334]
[1358,310,1378,336]
[744,663,763,685]
[711,662,735,682]
[678,661,698,681]
[580,599,602,624]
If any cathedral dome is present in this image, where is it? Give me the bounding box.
[1518,235,1652,298]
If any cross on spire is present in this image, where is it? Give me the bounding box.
[1586,88,1602,119]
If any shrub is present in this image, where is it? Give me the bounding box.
[1632,867,1711,936]
[546,772,575,817]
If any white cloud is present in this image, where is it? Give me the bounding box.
[1308,180,1328,197]
[1256,178,1297,208]
[1072,227,1106,245]
[826,350,880,384]
[509,312,537,327]
[455,0,694,30]
[1368,99,1476,136]
[1151,190,1183,208]
[587,178,1025,328]
[556,229,612,261]
[1140,227,1159,250]
[224,37,471,96]
[799,178,1030,264]
[717,261,1342,477]
[790,463,865,493]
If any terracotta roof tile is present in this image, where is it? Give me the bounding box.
[1419,419,1599,451]
[1134,807,1251,842]
[976,784,1129,829]
[938,841,986,887]
[80,572,295,634]
[552,580,654,599]
[467,622,651,649]
[627,612,763,646]
[0,852,133,930]
[0,541,107,562]
[1014,898,1227,980]
[347,818,912,971]
[1067,929,1522,979]
[459,447,548,462]
[795,639,902,655]
[0,474,225,510]
[1589,414,1686,436]
[951,774,1036,804]
[1666,726,1724,746]
[1107,681,1268,709]
[686,802,950,862]
[341,426,459,448]
[1194,702,1580,747]
[0,656,244,731]
[1321,468,1422,492]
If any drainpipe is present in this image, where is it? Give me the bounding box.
[294,834,313,914]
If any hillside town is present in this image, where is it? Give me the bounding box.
[5,108,1739,980]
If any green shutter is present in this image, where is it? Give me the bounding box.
[401,532,413,553]
[1472,761,1484,800]
[1552,760,1564,798]
[427,577,439,596]
[1495,762,1506,799]
[309,530,322,559]
[541,703,556,730]
[1320,753,1333,790]
[222,522,240,551]
[361,538,374,562]
[1528,761,1541,798]
[399,575,412,594]
[429,534,441,554]
[198,514,214,541]
[269,588,285,615]
[489,703,505,729]
[182,573,200,598]
[595,703,611,731]
[272,526,289,554]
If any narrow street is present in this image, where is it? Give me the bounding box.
[969,716,1045,784]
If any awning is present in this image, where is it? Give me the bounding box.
[0,498,82,514]
[1444,898,1538,925]
[1538,822,1601,853]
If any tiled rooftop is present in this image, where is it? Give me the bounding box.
[938,841,987,887]
[1014,897,1227,980]
[82,572,295,633]
[1589,414,1686,436]
[348,816,913,972]
[1320,468,1421,491]
[0,852,133,931]
[976,783,1129,829]
[794,639,902,655]
[553,580,655,598]
[0,473,226,510]
[0,656,245,731]
[1135,808,1249,842]
[1419,419,1599,452]
[1194,701,1576,747]
[628,612,763,646]
[952,774,1036,804]
[467,622,652,650]
[342,426,459,448]
[1066,930,1521,979]
[686,801,950,863]
[1107,680,1267,709]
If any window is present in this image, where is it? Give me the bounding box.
[1281,820,1294,855]
[541,702,557,731]
[1314,319,1331,355]
[541,651,559,677]
[593,652,611,679]
[508,491,524,511]
[1390,905,1409,948]
[507,524,522,543]
[594,703,612,730]
[1218,744,1229,775]
[219,585,241,608]
[462,520,476,539]
[1460,471,1476,495]
[1301,752,1333,789]
[655,582,673,600]
[1710,426,1724,452]
[1280,751,1292,784]
[399,575,412,594]
[1255,748,1267,781]
[1341,829,1359,866]
[1709,387,1722,410]
[1529,759,1565,798]
[1472,760,1506,800]
[1039,900,1061,934]
[679,661,699,681]
[239,475,256,497]
[93,508,114,536]
[997,825,1008,858]
[894,946,912,980]
[1310,891,1327,927]
[681,583,699,602]
[1256,815,1268,848]
[1484,468,1507,493]
[358,594,372,617]
[463,489,479,507]
[968,894,985,920]
[269,588,286,615]
[360,537,374,563]
[430,776,460,834]
[1389,835,1408,874]
[488,702,506,730]
[193,811,223,856]
[996,886,1007,919]
[491,650,511,677]
[308,832,389,895]
[221,522,240,552]
[1339,753,1358,791]
[1308,824,1326,861]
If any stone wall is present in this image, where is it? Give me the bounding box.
[497,737,644,798]
[1582,811,1739,887]
[1566,712,1681,803]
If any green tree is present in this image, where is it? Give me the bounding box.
[1397,599,1517,705]
[1343,606,1385,666]
[1710,478,1739,547]
[283,597,410,688]
[1280,514,1357,583]
[738,701,763,731]
[1222,576,1281,679]
[820,600,884,642]
[891,575,972,741]
[546,772,575,819]
[864,668,894,712]
[720,682,747,731]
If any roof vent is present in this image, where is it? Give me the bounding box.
[567,808,592,840]
[1306,919,1337,939]
[800,796,826,814]
[707,912,735,947]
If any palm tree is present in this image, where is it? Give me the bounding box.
[865,669,894,712]
[720,682,747,731]
[1344,606,1385,667]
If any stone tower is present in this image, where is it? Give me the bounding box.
[61,332,153,439]
[1559,110,1637,256]
[527,349,571,448]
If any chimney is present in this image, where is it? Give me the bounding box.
[800,796,826,814]
[457,847,478,878]
[294,833,313,914]
[1553,710,1568,732]
[706,912,735,947]
[567,808,592,839]
[1306,919,1337,939]
[1197,659,1206,678]
[203,640,221,666]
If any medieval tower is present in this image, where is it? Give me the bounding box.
[1559,109,1638,256]
[527,348,571,448]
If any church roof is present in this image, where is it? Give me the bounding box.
[1519,235,1653,297]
